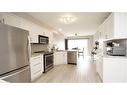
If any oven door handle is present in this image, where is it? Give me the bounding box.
[44,54,53,57]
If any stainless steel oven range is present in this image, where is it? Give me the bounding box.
[43,52,54,73]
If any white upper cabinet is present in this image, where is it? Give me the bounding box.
[47,31,53,47]
[98,13,127,41]
[113,13,127,38]
[100,13,114,40]
[103,13,114,39]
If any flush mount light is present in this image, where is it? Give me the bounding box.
[60,15,76,24]
[58,28,62,31]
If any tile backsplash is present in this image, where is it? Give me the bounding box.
[31,44,48,54]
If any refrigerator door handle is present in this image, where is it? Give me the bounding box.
[27,36,31,63]
[0,66,30,80]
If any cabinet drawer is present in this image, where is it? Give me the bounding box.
[31,63,42,74]
[31,56,41,61]
[31,61,42,67]
[31,70,42,81]
[31,57,41,66]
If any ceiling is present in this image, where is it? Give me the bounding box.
[15,12,111,36]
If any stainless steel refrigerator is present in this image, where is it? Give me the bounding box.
[0,23,31,83]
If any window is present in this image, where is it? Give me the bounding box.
[68,39,88,55]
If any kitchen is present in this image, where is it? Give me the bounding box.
[0,12,127,83]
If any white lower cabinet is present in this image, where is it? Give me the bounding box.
[103,57,127,82]
[95,55,103,80]
[54,51,67,65]
[30,54,43,81]
[63,52,67,64]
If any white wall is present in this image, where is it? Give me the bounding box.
[53,33,66,50]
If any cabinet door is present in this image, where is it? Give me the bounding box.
[103,58,126,82]
[96,56,103,79]
[99,57,103,79]
[125,62,127,82]
[54,52,61,65]
[29,33,38,43]
[101,14,113,40]
[58,52,63,64]
[102,22,107,39]
[63,52,67,64]
[28,24,38,43]
[106,14,114,39]
[114,13,127,38]
[54,52,67,65]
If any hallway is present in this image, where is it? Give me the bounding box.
[34,56,101,83]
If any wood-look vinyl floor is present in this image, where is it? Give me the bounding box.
[34,56,101,83]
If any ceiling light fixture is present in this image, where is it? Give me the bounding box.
[60,15,76,24]
[58,28,62,31]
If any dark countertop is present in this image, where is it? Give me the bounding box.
[33,51,54,55]
[31,53,42,57]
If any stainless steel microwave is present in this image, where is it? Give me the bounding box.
[38,35,49,44]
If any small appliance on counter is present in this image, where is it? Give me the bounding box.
[107,46,126,56]
[106,41,126,56]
